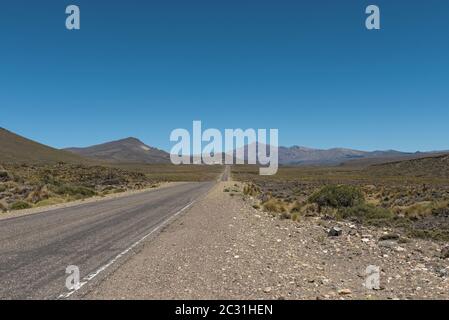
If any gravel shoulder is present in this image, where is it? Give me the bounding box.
[87,182,449,300]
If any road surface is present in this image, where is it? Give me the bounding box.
[0,181,213,299]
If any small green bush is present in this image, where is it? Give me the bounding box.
[309,185,365,209]
[10,201,32,210]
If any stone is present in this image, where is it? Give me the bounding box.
[328,227,342,237]
[338,289,352,295]
[441,246,449,259]
[378,240,398,249]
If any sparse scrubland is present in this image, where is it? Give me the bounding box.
[233,155,449,241]
[0,163,222,213]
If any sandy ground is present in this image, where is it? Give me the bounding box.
[0,182,185,221]
[86,181,449,300]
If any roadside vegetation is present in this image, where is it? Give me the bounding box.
[0,163,222,212]
[233,161,449,241]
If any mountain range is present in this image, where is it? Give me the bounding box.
[1,127,447,166]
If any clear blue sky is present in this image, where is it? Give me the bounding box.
[1,0,448,152]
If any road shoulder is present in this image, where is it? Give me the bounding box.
[87,181,449,300]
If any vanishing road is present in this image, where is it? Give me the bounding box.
[0,181,213,299]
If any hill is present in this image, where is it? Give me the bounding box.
[65,137,170,164]
[0,128,89,164]
[366,154,449,179]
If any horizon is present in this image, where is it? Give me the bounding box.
[2,126,446,154]
[1,1,449,152]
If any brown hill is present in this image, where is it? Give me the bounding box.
[366,154,449,179]
[0,128,89,164]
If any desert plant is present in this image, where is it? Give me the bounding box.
[243,184,260,197]
[263,198,287,213]
[50,184,96,198]
[309,185,365,209]
[10,201,32,210]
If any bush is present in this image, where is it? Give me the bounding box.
[51,184,96,198]
[243,184,260,197]
[10,201,32,211]
[338,203,394,224]
[309,185,365,209]
[263,198,287,213]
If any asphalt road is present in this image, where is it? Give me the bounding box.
[0,181,214,299]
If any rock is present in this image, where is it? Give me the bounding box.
[379,233,400,241]
[378,240,398,249]
[338,289,352,295]
[435,267,448,278]
[328,227,342,237]
[441,246,449,259]
[263,287,272,293]
[0,169,12,182]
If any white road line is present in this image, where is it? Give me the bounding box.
[58,201,196,299]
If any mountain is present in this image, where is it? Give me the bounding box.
[278,146,413,165]
[65,137,170,164]
[229,143,436,166]
[0,127,89,164]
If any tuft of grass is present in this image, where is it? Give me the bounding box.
[309,185,365,209]
[10,201,32,211]
[243,184,260,197]
[291,212,300,222]
[263,198,288,213]
[393,201,449,220]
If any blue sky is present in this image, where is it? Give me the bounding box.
[1,0,448,152]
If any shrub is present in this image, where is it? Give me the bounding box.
[338,203,394,224]
[243,184,260,197]
[51,184,96,198]
[309,185,365,209]
[263,198,287,213]
[10,201,32,210]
